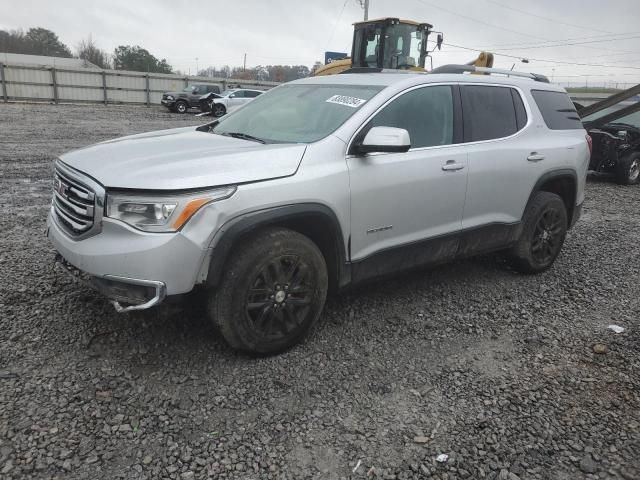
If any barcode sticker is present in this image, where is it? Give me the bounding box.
[325,95,367,108]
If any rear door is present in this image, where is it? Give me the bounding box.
[460,84,547,250]
[227,90,246,111]
[347,84,468,275]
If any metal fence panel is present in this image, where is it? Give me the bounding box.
[56,70,102,88]
[58,86,103,102]
[0,63,280,105]
[7,82,53,99]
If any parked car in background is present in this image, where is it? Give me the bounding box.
[199,88,264,117]
[161,84,221,113]
[48,69,589,354]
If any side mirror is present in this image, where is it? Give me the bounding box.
[355,126,411,154]
[437,33,443,50]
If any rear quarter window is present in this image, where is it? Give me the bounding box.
[531,90,583,130]
[461,85,525,142]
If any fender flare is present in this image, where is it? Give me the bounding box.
[525,168,578,224]
[205,203,349,289]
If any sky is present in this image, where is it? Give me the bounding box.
[0,0,639,87]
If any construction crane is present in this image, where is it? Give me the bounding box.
[313,17,493,76]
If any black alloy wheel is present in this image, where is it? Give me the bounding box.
[245,254,313,339]
[208,228,328,354]
[531,208,564,265]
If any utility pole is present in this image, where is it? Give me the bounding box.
[357,0,369,21]
[195,57,199,75]
[243,53,247,72]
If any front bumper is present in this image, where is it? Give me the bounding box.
[55,254,166,312]
[47,208,209,309]
[161,99,176,107]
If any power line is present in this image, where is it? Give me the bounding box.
[414,0,638,56]
[491,34,640,52]
[441,41,640,70]
[414,0,545,41]
[482,0,614,35]
[325,0,350,50]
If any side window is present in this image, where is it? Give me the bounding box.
[367,85,454,149]
[531,90,583,130]
[245,90,261,98]
[461,85,521,142]
[232,90,245,98]
[511,89,528,130]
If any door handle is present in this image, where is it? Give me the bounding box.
[527,152,545,162]
[442,160,465,171]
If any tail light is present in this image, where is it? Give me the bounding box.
[586,134,593,156]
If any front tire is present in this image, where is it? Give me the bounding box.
[175,100,188,114]
[208,228,328,355]
[212,103,226,117]
[615,152,640,185]
[509,192,568,274]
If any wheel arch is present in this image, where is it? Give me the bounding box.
[526,169,578,228]
[206,204,350,292]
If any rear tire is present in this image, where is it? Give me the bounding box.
[175,100,188,114]
[208,228,328,355]
[509,191,567,274]
[615,152,640,185]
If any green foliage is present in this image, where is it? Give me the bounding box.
[113,45,173,73]
[0,27,72,57]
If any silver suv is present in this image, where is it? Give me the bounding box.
[48,68,590,354]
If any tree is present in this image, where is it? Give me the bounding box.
[24,27,72,57]
[0,27,72,57]
[112,45,172,73]
[76,35,110,69]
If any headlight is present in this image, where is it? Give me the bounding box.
[166,95,174,100]
[105,186,236,232]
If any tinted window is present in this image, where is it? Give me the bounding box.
[531,90,583,130]
[244,90,262,98]
[231,90,245,98]
[367,85,454,148]
[461,85,520,141]
[511,89,528,130]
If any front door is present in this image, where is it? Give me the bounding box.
[347,84,468,279]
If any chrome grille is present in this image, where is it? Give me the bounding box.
[52,162,104,239]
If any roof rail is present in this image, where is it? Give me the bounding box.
[430,64,549,83]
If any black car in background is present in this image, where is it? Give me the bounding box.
[161,84,221,113]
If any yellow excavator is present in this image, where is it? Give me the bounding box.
[313,17,493,76]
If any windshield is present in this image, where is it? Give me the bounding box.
[211,84,383,143]
[182,86,194,92]
[582,102,640,128]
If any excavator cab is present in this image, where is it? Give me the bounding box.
[351,18,434,70]
[313,18,439,76]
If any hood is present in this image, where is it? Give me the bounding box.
[60,127,306,190]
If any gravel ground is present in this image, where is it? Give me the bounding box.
[0,102,639,480]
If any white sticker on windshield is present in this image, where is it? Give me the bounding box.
[325,94,367,108]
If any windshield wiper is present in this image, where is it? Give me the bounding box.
[219,132,266,144]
